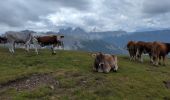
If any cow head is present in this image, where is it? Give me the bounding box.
[0,36,7,43]
[151,42,159,61]
[92,52,106,72]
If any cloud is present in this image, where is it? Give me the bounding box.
[0,0,170,33]
[0,0,90,27]
[142,0,170,15]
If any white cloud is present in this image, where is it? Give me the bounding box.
[0,0,170,33]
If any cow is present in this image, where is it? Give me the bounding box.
[127,41,137,60]
[136,41,153,63]
[36,35,64,54]
[0,36,7,44]
[92,52,118,73]
[151,42,170,66]
[5,31,38,54]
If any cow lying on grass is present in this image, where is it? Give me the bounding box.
[92,52,118,73]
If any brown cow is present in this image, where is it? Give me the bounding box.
[127,41,137,60]
[151,42,170,66]
[136,41,153,63]
[36,35,64,54]
[92,52,118,73]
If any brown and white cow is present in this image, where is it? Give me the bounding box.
[127,41,137,60]
[36,35,64,54]
[92,52,118,73]
[151,42,170,66]
[136,41,153,63]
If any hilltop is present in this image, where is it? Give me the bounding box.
[0,48,170,99]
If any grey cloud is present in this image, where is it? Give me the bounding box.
[142,0,170,15]
[0,0,170,33]
[0,0,90,27]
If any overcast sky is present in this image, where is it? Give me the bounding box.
[0,0,170,33]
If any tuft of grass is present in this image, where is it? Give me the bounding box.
[0,47,170,100]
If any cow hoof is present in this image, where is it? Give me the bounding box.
[104,72,109,74]
[52,53,56,55]
[113,70,117,72]
[163,64,166,66]
[153,64,159,67]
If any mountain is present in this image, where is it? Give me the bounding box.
[58,27,126,54]
[2,28,170,54]
[110,29,170,49]
[59,28,170,54]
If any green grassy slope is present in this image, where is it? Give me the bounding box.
[0,48,170,100]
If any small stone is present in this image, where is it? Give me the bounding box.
[49,85,54,90]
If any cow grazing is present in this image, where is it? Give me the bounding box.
[5,31,38,54]
[136,41,153,63]
[36,35,64,54]
[127,41,137,60]
[92,52,118,73]
[151,42,170,66]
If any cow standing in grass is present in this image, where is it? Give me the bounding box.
[92,52,118,73]
[36,35,64,54]
[127,41,137,61]
[151,42,170,66]
[4,31,38,54]
[136,41,153,63]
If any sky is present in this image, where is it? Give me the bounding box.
[0,0,170,33]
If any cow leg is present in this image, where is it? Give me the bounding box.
[24,42,30,52]
[9,42,15,53]
[13,42,16,50]
[163,56,166,66]
[35,47,38,55]
[7,43,13,53]
[149,53,153,63]
[155,56,159,66]
[62,41,64,50]
[129,50,133,60]
[139,54,143,63]
[51,45,56,55]
[158,56,162,65]
[32,37,39,54]
[129,52,132,60]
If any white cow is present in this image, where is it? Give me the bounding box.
[5,31,38,54]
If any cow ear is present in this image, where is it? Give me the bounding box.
[91,52,100,57]
[91,53,97,58]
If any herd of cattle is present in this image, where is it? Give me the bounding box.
[0,31,170,73]
[0,31,64,54]
[92,41,170,73]
[127,41,170,66]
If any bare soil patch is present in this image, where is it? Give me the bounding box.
[0,73,59,91]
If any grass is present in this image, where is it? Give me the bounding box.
[0,47,170,100]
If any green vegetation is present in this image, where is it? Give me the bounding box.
[0,47,170,100]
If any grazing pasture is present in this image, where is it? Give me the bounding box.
[0,48,170,100]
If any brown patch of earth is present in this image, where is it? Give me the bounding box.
[0,73,59,91]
